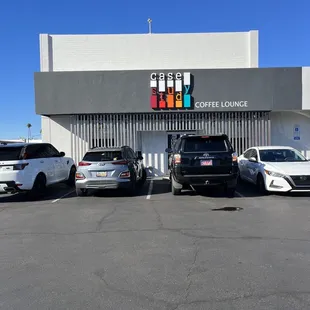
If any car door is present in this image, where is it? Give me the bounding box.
[126,147,139,180]
[46,144,68,181]
[32,144,57,185]
[240,149,256,182]
[239,149,251,180]
[245,149,260,184]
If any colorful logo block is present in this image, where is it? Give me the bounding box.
[150,72,193,110]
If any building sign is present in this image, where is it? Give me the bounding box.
[195,101,249,109]
[150,72,193,110]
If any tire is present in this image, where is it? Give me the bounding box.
[257,174,268,195]
[30,173,47,198]
[139,168,147,185]
[172,177,182,195]
[225,187,236,198]
[66,166,76,187]
[126,175,137,196]
[76,188,88,196]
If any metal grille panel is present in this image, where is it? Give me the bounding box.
[70,112,271,163]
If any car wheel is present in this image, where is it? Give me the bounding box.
[171,177,182,195]
[30,173,47,198]
[257,174,268,195]
[76,188,88,197]
[139,168,147,185]
[126,175,136,196]
[66,166,76,187]
[225,187,236,198]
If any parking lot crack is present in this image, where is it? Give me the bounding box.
[95,206,117,232]
[94,268,174,309]
[184,238,200,303]
[151,202,164,229]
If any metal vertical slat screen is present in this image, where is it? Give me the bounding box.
[70,112,271,162]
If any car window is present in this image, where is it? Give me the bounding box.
[25,144,44,159]
[37,144,55,158]
[259,149,307,162]
[83,150,123,162]
[126,148,136,159]
[252,149,258,159]
[183,136,228,152]
[46,144,60,156]
[174,139,181,152]
[0,146,23,160]
[243,149,252,159]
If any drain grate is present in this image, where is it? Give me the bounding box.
[212,207,243,211]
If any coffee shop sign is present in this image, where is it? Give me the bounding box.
[195,101,249,109]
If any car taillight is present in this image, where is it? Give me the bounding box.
[112,160,128,165]
[232,152,238,162]
[75,172,85,180]
[119,171,130,178]
[173,154,181,164]
[13,163,29,170]
[78,162,91,166]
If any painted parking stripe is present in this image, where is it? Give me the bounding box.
[51,189,76,204]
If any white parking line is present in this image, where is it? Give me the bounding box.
[146,180,153,200]
[235,191,244,198]
[51,190,76,204]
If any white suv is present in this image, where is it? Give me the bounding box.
[0,142,76,195]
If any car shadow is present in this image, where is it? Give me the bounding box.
[237,180,310,198]
[89,179,169,198]
[0,183,76,204]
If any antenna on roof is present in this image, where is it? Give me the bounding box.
[147,18,152,34]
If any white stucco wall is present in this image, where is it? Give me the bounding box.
[302,67,310,110]
[270,111,310,158]
[41,115,74,159]
[43,112,310,163]
[39,31,259,72]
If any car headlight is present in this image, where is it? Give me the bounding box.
[264,170,285,178]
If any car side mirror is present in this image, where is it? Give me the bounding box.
[165,148,172,153]
[249,157,257,162]
[59,151,65,157]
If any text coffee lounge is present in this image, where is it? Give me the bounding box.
[34,66,307,176]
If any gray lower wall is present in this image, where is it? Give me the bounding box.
[34,67,302,115]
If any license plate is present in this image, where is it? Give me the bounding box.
[0,166,13,171]
[96,172,107,177]
[200,160,213,166]
[0,184,7,192]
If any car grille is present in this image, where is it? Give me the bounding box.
[87,180,116,186]
[290,175,310,186]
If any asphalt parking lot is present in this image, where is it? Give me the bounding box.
[1,180,310,310]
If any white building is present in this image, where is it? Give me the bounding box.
[35,30,310,173]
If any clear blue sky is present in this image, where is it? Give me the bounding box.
[0,0,309,139]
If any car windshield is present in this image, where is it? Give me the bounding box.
[83,150,123,162]
[183,136,228,152]
[259,149,307,162]
[0,146,23,161]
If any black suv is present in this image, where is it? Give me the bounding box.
[166,134,239,197]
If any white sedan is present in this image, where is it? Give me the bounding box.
[238,146,310,193]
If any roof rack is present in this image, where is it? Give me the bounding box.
[89,146,123,150]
